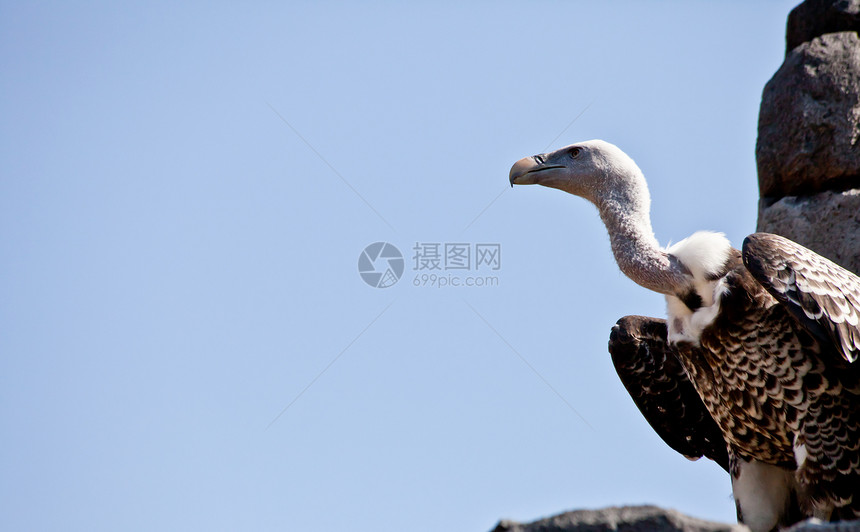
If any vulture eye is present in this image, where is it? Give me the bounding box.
[569,147,582,158]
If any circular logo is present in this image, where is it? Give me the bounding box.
[358,242,404,288]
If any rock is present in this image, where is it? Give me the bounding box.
[786,0,860,53]
[757,189,860,275]
[489,506,860,532]
[489,505,744,532]
[785,518,860,531]
[756,31,860,199]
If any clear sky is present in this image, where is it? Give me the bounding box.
[1,2,801,531]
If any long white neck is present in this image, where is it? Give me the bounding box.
[594,180,689,296]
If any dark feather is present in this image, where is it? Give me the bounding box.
[609,315,730,472]
[742,232,860,363]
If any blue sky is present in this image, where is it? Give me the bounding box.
[1,2,799,531]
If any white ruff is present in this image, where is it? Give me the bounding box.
[665,232,733,344]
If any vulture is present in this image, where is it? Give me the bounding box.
[509,140,860,532]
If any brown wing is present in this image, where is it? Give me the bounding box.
[609,315,729,472]
[742,232,860,363]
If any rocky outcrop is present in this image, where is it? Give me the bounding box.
[489,506,860,532]
[758,189,860,273]
[786,0,860,52]
[756,0,860,275]
[786,519,860,531]
[756,32,860,199]
[489,506,743,532]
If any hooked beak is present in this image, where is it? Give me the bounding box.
[509,155,565,187]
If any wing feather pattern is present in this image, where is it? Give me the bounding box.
[609,315,729,472]
[742,233,860,363]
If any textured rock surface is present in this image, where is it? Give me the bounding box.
[488,506,860,532]
[757,189,860,275]
[489,506,744,532]
[785,518,860,531]
[786,0,860,52]
[756,31,860,199]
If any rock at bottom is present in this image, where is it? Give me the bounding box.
[489,505,860,532]
[490,505,743,532]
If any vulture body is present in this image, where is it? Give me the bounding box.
[509,140,860,532]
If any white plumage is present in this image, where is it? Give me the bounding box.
[665,232,733,344]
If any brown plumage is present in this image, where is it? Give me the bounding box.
[608,315,730,472]
[509,140,860,532]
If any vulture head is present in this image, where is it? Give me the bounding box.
[509,139,680,294]
[509,139,646,207]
